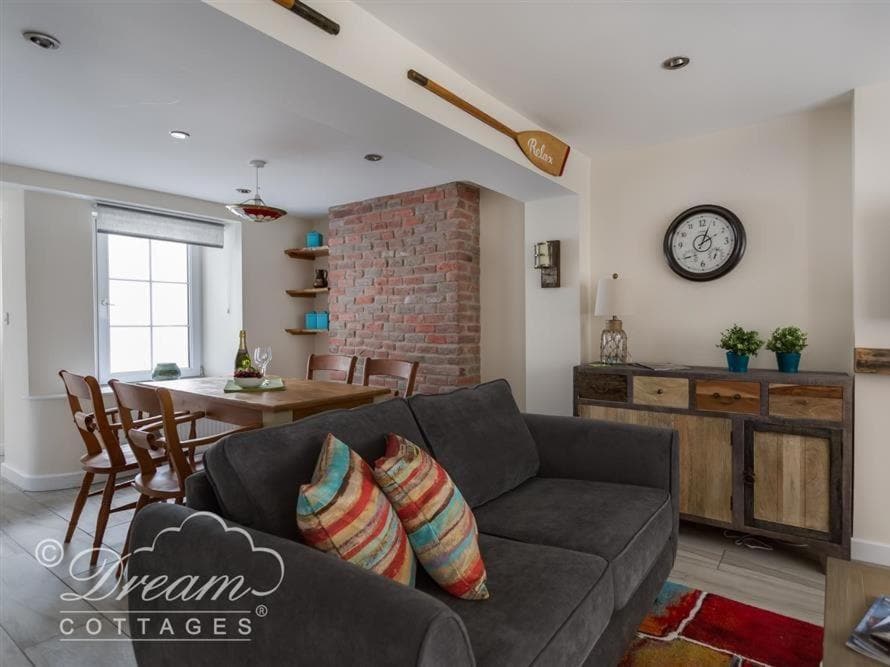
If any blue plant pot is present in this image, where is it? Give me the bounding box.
[776,352,801,373]
[306,231,323,248]
[151,363,181,381]
[305,312,318,330]
[726,352,750,373]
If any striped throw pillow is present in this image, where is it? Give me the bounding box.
[374,433,489,600]
[297,434,415,586]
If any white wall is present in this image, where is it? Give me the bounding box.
[589,106,854,371]
[240,218,316,378]
[1,185,27,460]
[203,223,243,376]
[24,192,96,395]
[851,82,890,565]
[525,196,582,414]
[479,189,526,409]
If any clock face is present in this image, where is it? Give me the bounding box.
[663,205,746,281]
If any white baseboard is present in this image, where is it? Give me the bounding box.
[852,538,890,567]
[1,462,86,492]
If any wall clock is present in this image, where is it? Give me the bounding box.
[663,204,746,281]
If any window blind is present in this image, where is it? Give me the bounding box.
[96,205,225,248]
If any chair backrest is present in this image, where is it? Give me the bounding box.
[361,358,419,397]
[306,354,358,383]
[59,370,125,467]
[108,379,163,477]
[155,387,199,489]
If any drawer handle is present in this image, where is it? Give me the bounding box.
[656,388,664,395]
[711,392,742,404]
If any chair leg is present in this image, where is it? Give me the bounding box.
[65,471,94,543]
[90,472,116,566]
[118,493,151,577]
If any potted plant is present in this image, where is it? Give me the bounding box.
[717,324,764,373]
[766,326,808,373]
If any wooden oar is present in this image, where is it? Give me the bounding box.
[273,0,340,35]
[407,69,570,177]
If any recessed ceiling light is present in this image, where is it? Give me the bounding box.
[169,130,190,140]
[235,187,252,195]
[662,56,690,71]
[364,153,383,162]
[23,31,61,50]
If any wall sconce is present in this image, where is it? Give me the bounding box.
[533,240,560,288]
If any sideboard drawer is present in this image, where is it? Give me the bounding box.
[768,384,843,422]
[575,373,627,403]
[695,380,760,414]
[633,377,688,409]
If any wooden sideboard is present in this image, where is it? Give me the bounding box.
[573,364,854,559]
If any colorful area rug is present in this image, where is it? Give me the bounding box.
[619,581,824,667]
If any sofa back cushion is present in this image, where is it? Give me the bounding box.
[203,398,427,540]
[408,379,539,507]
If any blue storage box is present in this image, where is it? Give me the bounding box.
[304,311,318,330]
[316,311,329,330]
[306,230,323,248]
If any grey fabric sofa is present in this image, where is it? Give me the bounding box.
[128,379,678,666]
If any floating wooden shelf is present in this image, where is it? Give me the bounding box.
[285,328,328,336]
[284,246,329,260]
[286,287,330,298]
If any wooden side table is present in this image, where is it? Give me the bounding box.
[823,557,890,666]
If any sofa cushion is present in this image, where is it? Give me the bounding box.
[374,434,488,600]
[473,477,672,610]
[297,434,416,586]
[408,379,539,507]
[417,533,613,666]
[203,398,427,540]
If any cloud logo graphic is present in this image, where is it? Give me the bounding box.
[128,511,286,599]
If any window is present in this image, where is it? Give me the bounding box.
[96,205,222,382]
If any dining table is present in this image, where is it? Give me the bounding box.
[141,376,392,427]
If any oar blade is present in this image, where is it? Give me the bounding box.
[515,131,570,177]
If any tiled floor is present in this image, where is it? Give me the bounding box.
[0,474,825,665]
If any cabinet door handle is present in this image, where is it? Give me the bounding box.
[712,392,741,405]
[656,388,664,395]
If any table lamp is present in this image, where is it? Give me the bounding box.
[594,273,632,364]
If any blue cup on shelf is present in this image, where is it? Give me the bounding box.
[317,311,329,330]
[305,311,318,330]
[306,230,323,248]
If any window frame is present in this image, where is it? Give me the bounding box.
[96,231,203,383]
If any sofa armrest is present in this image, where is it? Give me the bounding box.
[523,413,679,533]
[128,504,474,666]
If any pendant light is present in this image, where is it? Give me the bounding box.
[226,159,287,222]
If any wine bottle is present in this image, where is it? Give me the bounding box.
[234,330,251,371]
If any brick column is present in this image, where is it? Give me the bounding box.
[327,182,480,394]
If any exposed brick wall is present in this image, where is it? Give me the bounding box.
[327,182,480,394]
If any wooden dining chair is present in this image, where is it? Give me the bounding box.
[59,370,184,565]
[361,358,419,397]
[306,353,358,383]
[111,381,259,566]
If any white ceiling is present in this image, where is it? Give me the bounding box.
[0,0,464,218]
[356,0,890,152]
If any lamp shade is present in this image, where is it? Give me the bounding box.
[594,274,633,317]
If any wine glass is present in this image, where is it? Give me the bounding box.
[252,346,272,376]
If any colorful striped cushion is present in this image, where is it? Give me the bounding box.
[374,433,489,600]
[297,434,415,586]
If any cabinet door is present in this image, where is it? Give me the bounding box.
[578,405,733,524]
[744,423,841,540]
